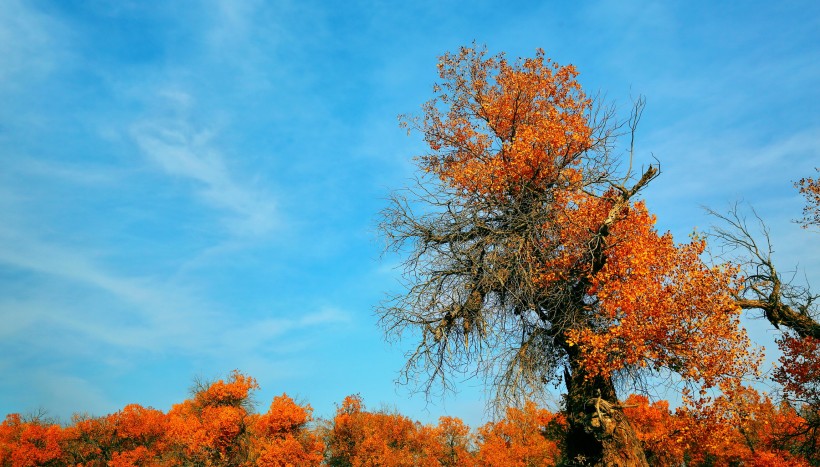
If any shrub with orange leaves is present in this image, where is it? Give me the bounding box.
[165,370,258,466]
[774,334,820,462]
[0,413,65,467]
[475,400,562,467]
[324,395,442,467]
[432,416,475,467]
[673,385,811,467]
[194,371,259,408]
[776,335,820,408]
[621,394,686,466]
[249,394,324,467]
[61,414,115,464]
[622,389,813,467]
[62,404,168,466]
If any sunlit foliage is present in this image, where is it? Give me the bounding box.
[475,400,562,466]
[796,169,820,229]
[382,44,759,465]
[3,375,820,466]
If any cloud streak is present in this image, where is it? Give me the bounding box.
[131,103,278,238]
[0,226,349,354]
[0,0,63,87]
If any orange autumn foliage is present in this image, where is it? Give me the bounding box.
[432,416,474,467]
[0,414,64,467]
[250,394,324,467]
[5,372,820,465]
[414,47,591,199]
[623,388,811,467]
[773,334,820,462]
[475,400,562,467]
[107,404,168,462]
[621,395,686,466]
[686,388,810,466]
[165,371,258,465]
[324,395,442,467]
[63,404,168,466]
[796,168,820,228]
[562,199,758,388]
[776,335,820,408]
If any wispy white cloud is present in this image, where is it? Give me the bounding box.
[0,230,354,406]
[234,307,350,342]
[645,128,820,203]
[0,226,205,346]
[0,0,64,87]
[8,157,125,186]
[130,97,278,238]
[206,0,263,48]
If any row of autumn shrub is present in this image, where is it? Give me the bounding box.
[1,371,815,466]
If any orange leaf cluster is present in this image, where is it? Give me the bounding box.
[774,333,820,459]
[433,416,473,467]
[796,169,820,228]
[250,395,324,466]
[475,400,562,467]
[0,414,64,466]
[678,385,810,466]
[324,395,442,467]
[621,395,686,466]
[625,388,810,467]
[413,46,591,198]
[775,335,820,405]
[65,404,168,466]
[565,200,759,387]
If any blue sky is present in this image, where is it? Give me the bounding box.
[1,0,818,427]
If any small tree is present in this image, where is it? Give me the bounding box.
[379,45,758,465]
[165,370,258,466]
[709,169,820,464]
[249,394,324,467]
[0,413,65,467]
[62,404,168,466]
[324,395,440,467]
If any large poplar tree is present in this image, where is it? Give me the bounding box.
[379,46,758,465]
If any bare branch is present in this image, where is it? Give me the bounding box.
[707,203,820,339]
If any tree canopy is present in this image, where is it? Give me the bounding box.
[379,45,760,465]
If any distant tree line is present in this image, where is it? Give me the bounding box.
[1,370,817,466]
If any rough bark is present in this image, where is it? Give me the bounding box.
[562,348,649,466]
[737,298,820,340]
[555,169,656,466]
[708,205,820,339]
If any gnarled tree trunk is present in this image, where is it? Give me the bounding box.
[563,351,648,466]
